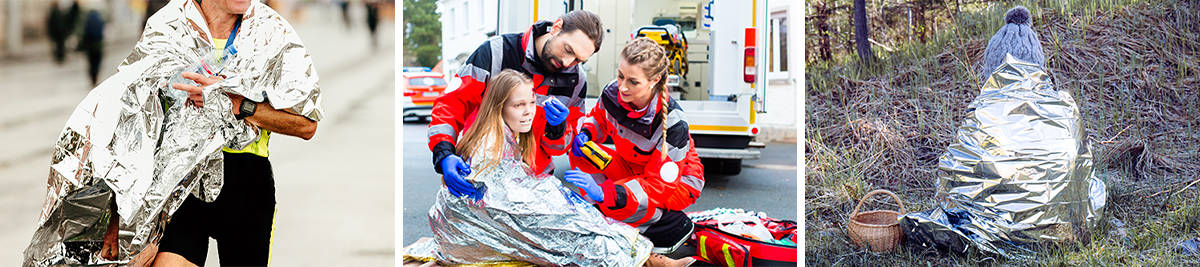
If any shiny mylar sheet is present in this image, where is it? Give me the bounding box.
[24,0,321,265]
[416,130,652,266]
[900,55,1106,259]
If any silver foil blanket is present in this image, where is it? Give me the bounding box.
[24,0,321,265]
[425,131,652,266]
[900,55,1107,259]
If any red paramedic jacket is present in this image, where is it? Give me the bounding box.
[427,21,587,175]
[570,80,705,228]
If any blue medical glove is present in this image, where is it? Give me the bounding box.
[571,130,590,158]
[440,155,479,200]
[564,168,603,203]
[543,97,568,126]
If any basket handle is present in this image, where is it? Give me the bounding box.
[850,189,907,217]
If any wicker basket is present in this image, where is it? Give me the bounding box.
[847,189,907,252]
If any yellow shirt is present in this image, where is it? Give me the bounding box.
[213,37,272,158]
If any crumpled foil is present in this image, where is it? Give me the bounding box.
[900,55,1107,259]
[24,0,321,265]
[420,130,652,266]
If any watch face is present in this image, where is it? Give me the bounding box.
[241,99,255,114]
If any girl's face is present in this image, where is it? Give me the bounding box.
[616,59,660,109]
[503,83,537,134]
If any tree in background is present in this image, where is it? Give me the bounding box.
[853,0,873,63]
[913,0,930,43]
[808,1,852,62]
[403,0,441,68]
[806,0,958,64]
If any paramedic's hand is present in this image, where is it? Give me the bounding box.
[570,131,590,158]
[440,155,478,200]
[565,168,603,203]
[543,98,568,126]
[171,72,223,107]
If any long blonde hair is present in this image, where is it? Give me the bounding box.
[620,37,671,155]
[456,69,537,171]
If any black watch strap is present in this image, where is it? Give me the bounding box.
[236,98,256,119]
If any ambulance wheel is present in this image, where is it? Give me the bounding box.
[721,159,742,175]
[704,158,742,175]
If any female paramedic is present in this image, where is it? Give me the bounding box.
[565,37,705,253]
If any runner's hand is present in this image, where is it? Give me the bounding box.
[171,72,223,107]
[100,212,119,260]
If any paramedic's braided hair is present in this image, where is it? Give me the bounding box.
[620,37,672,156]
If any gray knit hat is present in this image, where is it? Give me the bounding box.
[980,6,1046,80]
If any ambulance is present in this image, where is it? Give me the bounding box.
[495,0,771,174]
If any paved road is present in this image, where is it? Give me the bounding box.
[0,4,394,266]
[400,118,799,254]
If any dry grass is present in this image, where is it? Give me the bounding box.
[806,1,1200,265]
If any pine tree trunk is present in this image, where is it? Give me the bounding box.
[853,0,873,63]
[815,3,833,61]
[915,0,927,43]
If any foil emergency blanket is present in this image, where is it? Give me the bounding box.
[900,55,1107,259]
[24,0,322,265]
[423,131,652,266]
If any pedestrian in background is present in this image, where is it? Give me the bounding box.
[365,0,380,48]
[79,9,105,86]
[339,0,351,29]
[46,1,80,65]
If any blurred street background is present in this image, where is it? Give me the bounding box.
[0,0,396,266]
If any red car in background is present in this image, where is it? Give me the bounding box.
[401,72,448,122]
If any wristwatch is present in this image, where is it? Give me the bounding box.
[236,98,257,120]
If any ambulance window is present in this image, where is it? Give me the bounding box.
[768,11,788,73]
